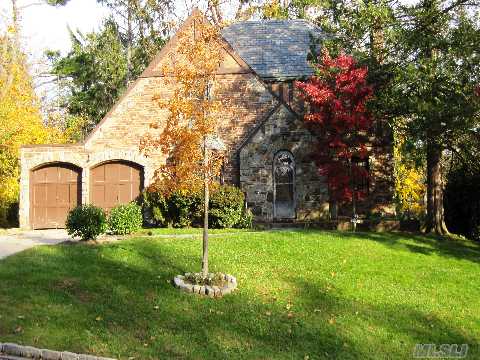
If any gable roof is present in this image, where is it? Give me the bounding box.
[221,19,323,81]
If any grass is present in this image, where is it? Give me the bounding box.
[0,230,479,359]
[137,227,252,236]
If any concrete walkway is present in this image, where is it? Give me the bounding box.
[0,229,72,259]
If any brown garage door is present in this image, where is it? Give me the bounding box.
[91,161,143,212]
[31,164,82,229]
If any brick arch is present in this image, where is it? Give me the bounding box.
[87,149,153,183]
[87,150,148,169]
[27,157,85,172]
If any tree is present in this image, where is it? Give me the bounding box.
[388,1,480,234]
[296,51,373,226]
[0,26,63,226]
[140,12,225,277]
[46,20,129,128]
[393,124,426,219]
[307,0,480,235]
[46,0,169,129]
[97,0,172,84]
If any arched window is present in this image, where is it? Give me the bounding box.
[273,151,295,219]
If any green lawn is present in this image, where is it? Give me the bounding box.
[0,230,479,359]
[137,227,252,235]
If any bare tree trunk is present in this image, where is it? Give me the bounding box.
[126,0,133,85]
[425,141,449,235]
[202,138,209,278]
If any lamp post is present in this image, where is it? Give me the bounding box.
[349,158,358,232]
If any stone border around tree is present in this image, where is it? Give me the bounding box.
[173,273,237,297]
[0,343,116,360]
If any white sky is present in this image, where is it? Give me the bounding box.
[1,0,109,59]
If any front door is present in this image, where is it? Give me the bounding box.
[273,151,295,219]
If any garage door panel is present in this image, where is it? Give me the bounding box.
[56,184,69,206]
[118,184,131,203]
[45,167,58,183]
[92,185,105,204]
[105,163,118,182]
[34,167,48,183]
[70,184,79,204]
[56,206,70,226]
[118,164,132,181]
[91,165,104,182]
[105,184,118,205]
[31,164,81,229]
[58,167,76,183]
[46,183,57,204]
[45,207,58,227]
[33,184,47,206]
[132,182,141,199]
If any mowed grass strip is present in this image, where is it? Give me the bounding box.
[0,230,478,359]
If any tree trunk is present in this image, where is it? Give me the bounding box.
[126,0,133,85]
[202,139,209,278]
[425,142,449,235]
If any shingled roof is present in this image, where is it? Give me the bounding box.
[221,19,323,81]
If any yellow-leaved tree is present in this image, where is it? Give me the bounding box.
[140,12,226,277]
[0,27,63,226]
[393,127,426,219]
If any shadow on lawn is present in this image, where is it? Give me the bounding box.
[0,239,477,359]
[0,241,365,359]
[289,277,477,358]
[330,231,480,263]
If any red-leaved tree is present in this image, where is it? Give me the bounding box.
[296,51,374,212]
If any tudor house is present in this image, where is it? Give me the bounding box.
[19,11,394,229]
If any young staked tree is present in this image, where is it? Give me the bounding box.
[140,12,225,277]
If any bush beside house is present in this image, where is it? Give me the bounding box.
[108,203,143,235]
[143,185,252,229]
[66,205,107,241]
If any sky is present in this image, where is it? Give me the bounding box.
[1,0,109,60]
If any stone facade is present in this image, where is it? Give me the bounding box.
[240,105,330,221]
[19,12,395,228]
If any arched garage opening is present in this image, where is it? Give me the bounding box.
[30,163,82,229]
[90,160,144,212]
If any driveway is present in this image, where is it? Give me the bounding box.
[0,229,72,259]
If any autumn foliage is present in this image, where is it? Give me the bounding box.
[140,13,226,195]
[0,28,63,226]
[296,51,373,203]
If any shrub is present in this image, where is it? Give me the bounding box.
[141,185,251,229]
[66,205,107,241]
[209,185,244,228]
[235,208,254,229]
[167,191,202,228]
[142,191,168,227]
[108,202,143,235]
